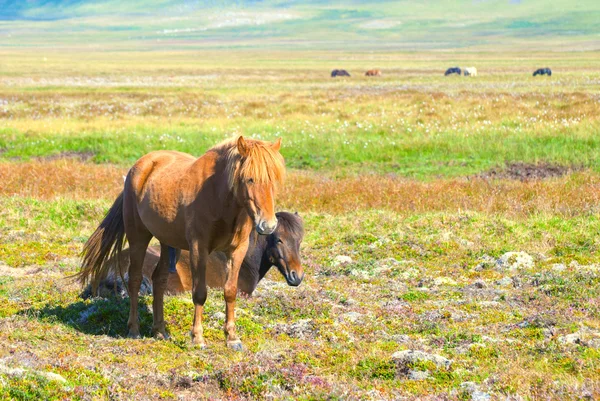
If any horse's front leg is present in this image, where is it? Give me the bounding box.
[223,241,249,351]
[189,239,208,348]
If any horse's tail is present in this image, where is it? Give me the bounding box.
[77,192,127,294]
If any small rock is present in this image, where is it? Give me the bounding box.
[341,297,357,306]
[0,364,26,377]
[273,319,317,340]
[212,312,226,320]
[78,304,99,324]
[557,328,600,347]
[495,277,513,287]
[496,252,534,271]
[559,332,582,345]
[474,255,496,271]
[340,311,363,323]
[349,269,370,279]
[472,279,486,289]
[588,338,600,349]
[40,372,67,383]
[551,263,567,272]
[392,349,452,370]
[434,277,457,286]
[0,364,67,384]
[333,255,353,266]
[390,334,411,344]
[408,369,430,380]
[460,381,491,401]
[400,267,420,279]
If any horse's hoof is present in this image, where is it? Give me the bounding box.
[191,339,207,349]
[191,335,207,349]
[127,331,141,339]
[153,331,170,340]
[227,340,244,352]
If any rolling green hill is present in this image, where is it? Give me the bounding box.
[1,0,599,50]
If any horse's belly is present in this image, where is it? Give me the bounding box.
[138,197,189,249]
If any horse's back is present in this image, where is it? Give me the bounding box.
[129,151,196,193]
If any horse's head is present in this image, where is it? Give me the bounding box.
[230,136,285,235]
[266,212,305,286]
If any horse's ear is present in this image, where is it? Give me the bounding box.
[272,137,282,152]
[237,136,250,157]
[294,211,299,216]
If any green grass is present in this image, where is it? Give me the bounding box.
[1,49,600,399]
[0,195,599,399]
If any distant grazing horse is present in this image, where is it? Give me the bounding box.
[444,67,461,76]
[365,69,382,76]
[463,67,477,77]
[533,68,552,76]
[331,69,350,77]
[78,136,291,351]
[85,212,305,297]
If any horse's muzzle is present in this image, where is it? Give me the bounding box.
[286,270,304,287]
[256,219,277,235]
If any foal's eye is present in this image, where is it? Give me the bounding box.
[247,178,254,184]
[277,239,283,244]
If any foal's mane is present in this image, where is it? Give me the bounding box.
[211,137,285,192]
[275,212,304,239]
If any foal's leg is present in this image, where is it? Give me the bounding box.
[223,243,249,351]
[127,236,152,338]
[189,239,208,348]
[151,243,170,339]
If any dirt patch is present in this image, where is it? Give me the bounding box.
[479,162,578,181]
[39,151,96,162]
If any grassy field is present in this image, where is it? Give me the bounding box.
[1,50,600,400]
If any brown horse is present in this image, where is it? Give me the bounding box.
[85,211,305,297]
[78,136,290,350]
[365,69,382,76]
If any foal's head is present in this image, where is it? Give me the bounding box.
[227,136,285,235]
[266,212,305,286]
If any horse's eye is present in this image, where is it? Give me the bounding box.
[277,239,283,244]
[248,178,254,184]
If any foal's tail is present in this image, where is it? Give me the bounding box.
[77,192,127,294]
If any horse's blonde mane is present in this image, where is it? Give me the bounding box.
[211,137,285,193]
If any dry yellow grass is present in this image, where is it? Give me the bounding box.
[2,160,599,217]
[0,160,125,200]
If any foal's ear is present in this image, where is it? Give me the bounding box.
[271,137,282,152]
[237,136,250,157]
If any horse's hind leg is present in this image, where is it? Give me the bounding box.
[123,186,152,339]
[151,243,170,339]
[126,236,152,338]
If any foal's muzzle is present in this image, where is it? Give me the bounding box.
[256,219,277,235]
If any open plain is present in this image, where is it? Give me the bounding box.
[1,50,600,400]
